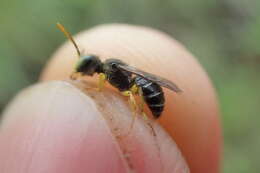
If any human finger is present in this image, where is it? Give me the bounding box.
[0,81,189,173]
[41,24,221,173]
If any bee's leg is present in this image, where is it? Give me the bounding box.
[128,82,146,119]
[98,73,106,91]
[122,90,138,133]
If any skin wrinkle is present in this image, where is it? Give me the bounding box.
[47,81,132,172]
[71,80,161,172]
[70,80,188,173]
[5,82,134,172]
[0,85,53,172]
[0,87,38,171]
[24,84,62,172]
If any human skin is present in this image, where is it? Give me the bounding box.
[0,24,221,173]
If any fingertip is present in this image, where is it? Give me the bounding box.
[0,81,189,173]
[0,81,130,173]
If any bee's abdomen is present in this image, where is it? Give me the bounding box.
[135,77,165,118]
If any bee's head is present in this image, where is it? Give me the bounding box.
[75,55,103,75]
[56,23,103,76]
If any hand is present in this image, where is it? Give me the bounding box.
[0,24,221,173]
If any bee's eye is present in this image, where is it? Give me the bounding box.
[111,63,117,70]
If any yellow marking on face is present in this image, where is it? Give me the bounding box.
[98,73,107,91]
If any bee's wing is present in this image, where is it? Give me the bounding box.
[117,64,182,93]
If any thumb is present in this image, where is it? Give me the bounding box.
[0,81,189,173]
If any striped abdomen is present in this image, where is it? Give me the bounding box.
[135,76,165,118]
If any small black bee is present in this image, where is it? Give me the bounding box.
[57,23,182,119]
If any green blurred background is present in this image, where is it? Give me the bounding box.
[0,0,259,172]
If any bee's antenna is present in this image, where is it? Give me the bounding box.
[56,22,81,57]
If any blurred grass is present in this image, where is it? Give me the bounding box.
[0,0,259,172]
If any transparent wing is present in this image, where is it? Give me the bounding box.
[117,64,182,93]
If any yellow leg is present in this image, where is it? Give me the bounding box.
[122,91,137,112]
[129,85,147,119]
[130,84,138,94]
[98,73,106,91]
[122,90,138,133]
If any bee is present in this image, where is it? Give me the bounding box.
[57,23,182,121]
